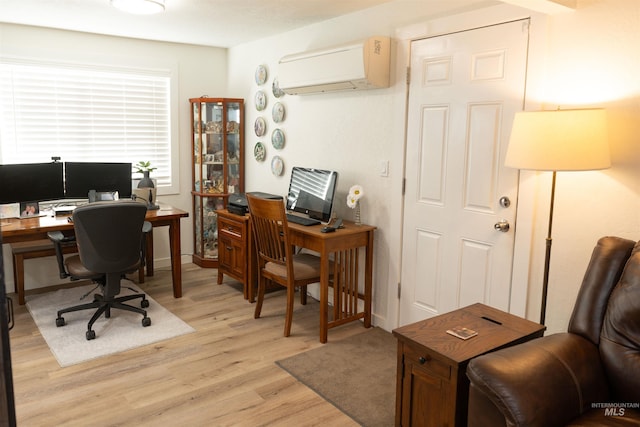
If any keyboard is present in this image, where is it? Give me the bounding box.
[286,213,320,226]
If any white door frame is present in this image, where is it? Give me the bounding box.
[388,4,551,329]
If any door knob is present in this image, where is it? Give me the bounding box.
[494,219,510,232]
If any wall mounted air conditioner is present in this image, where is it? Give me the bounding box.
[278,36,391,95]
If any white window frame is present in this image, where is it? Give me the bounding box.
[0,57,179,195]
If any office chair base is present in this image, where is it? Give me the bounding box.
[56,293,151,340]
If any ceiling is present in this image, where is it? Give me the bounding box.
[0,0,499,48]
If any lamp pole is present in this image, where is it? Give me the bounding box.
[540,170,557,325]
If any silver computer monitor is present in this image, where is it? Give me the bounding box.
[286,167,338,224]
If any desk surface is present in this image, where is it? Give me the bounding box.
[1,204,188,243]
[287,219,376,235]
[2,203,189,299]
[287,220,376,261]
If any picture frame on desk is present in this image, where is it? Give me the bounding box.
[19,202,39,218]
[0,204,19,220]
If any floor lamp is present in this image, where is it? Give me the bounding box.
[505,109,610,325]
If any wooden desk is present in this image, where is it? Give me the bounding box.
[0,204,188,298]
[393,303,545,427]
[287,220,376,343]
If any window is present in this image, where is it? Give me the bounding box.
[0,60,173,189]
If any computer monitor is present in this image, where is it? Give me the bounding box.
[286,167,339,223]
[64,162,132,199]
[0,162,65,204]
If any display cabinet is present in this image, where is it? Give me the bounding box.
[190,97,244,268]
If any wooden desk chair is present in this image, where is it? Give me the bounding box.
[247,194,322,337]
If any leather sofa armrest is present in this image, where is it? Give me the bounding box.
[466,333,609,427]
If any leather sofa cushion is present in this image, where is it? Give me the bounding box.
[569,236,635,345]
[601,241,640,403]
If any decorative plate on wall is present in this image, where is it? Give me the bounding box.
[255,65,268,86]
[254,142,266,161]
[254,90,267,111]
[272,78,285,98]
[271,155,284,176]
[272,102,285,123]
[271,128,285,150]
[254,117,266,137]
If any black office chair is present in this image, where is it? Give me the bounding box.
[48,201,151,340]
[53,189,152,283]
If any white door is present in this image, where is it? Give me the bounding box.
[399,20,529,325]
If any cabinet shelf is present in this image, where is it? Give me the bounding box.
[197,161,240,166]
[190,97,244,268]
[191,191,234,197]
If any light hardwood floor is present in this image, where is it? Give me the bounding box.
[8,264,364,426]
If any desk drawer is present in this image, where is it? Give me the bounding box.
[218,217,244,240]
[403,343,451,380]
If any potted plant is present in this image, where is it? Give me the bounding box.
[134,161,157,188]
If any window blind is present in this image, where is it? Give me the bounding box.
[0,61,172,187]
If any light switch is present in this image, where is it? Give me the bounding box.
[380,160,389,177]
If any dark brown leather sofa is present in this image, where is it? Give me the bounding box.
[466,236,640,426]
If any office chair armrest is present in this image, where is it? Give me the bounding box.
[48,231,76,244]
[47,231,76,279]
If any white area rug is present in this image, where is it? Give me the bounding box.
[26,283,195,367]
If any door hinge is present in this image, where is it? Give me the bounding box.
[397,282,401,299]
[406,67,411,85]
[402,178,406,196]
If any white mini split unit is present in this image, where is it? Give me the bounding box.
[278,36,391,95]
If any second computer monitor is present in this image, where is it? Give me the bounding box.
[0,162,64,204]
[64,162,132,199]
[286,167,338,223]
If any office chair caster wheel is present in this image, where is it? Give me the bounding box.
[86,330,96,340]
[141,299,150,308]
[56,317,66,327]
[142,317,151,327]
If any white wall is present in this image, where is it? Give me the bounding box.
[226,4,440,330]
[228,0,640,334]
[0,24,227,293]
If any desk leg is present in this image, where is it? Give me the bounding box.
[146,228,154,277]
[169,219,182,298]
[364,230,374,328]
[13,253,25,306]
[320,252,330,343]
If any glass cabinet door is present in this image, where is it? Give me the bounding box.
[190,97,244,267]
[226,101,241,195]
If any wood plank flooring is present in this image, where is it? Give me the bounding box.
[8,264,364,426]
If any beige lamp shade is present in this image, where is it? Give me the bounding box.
[111,0,165,14]
[505,109,611,171]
